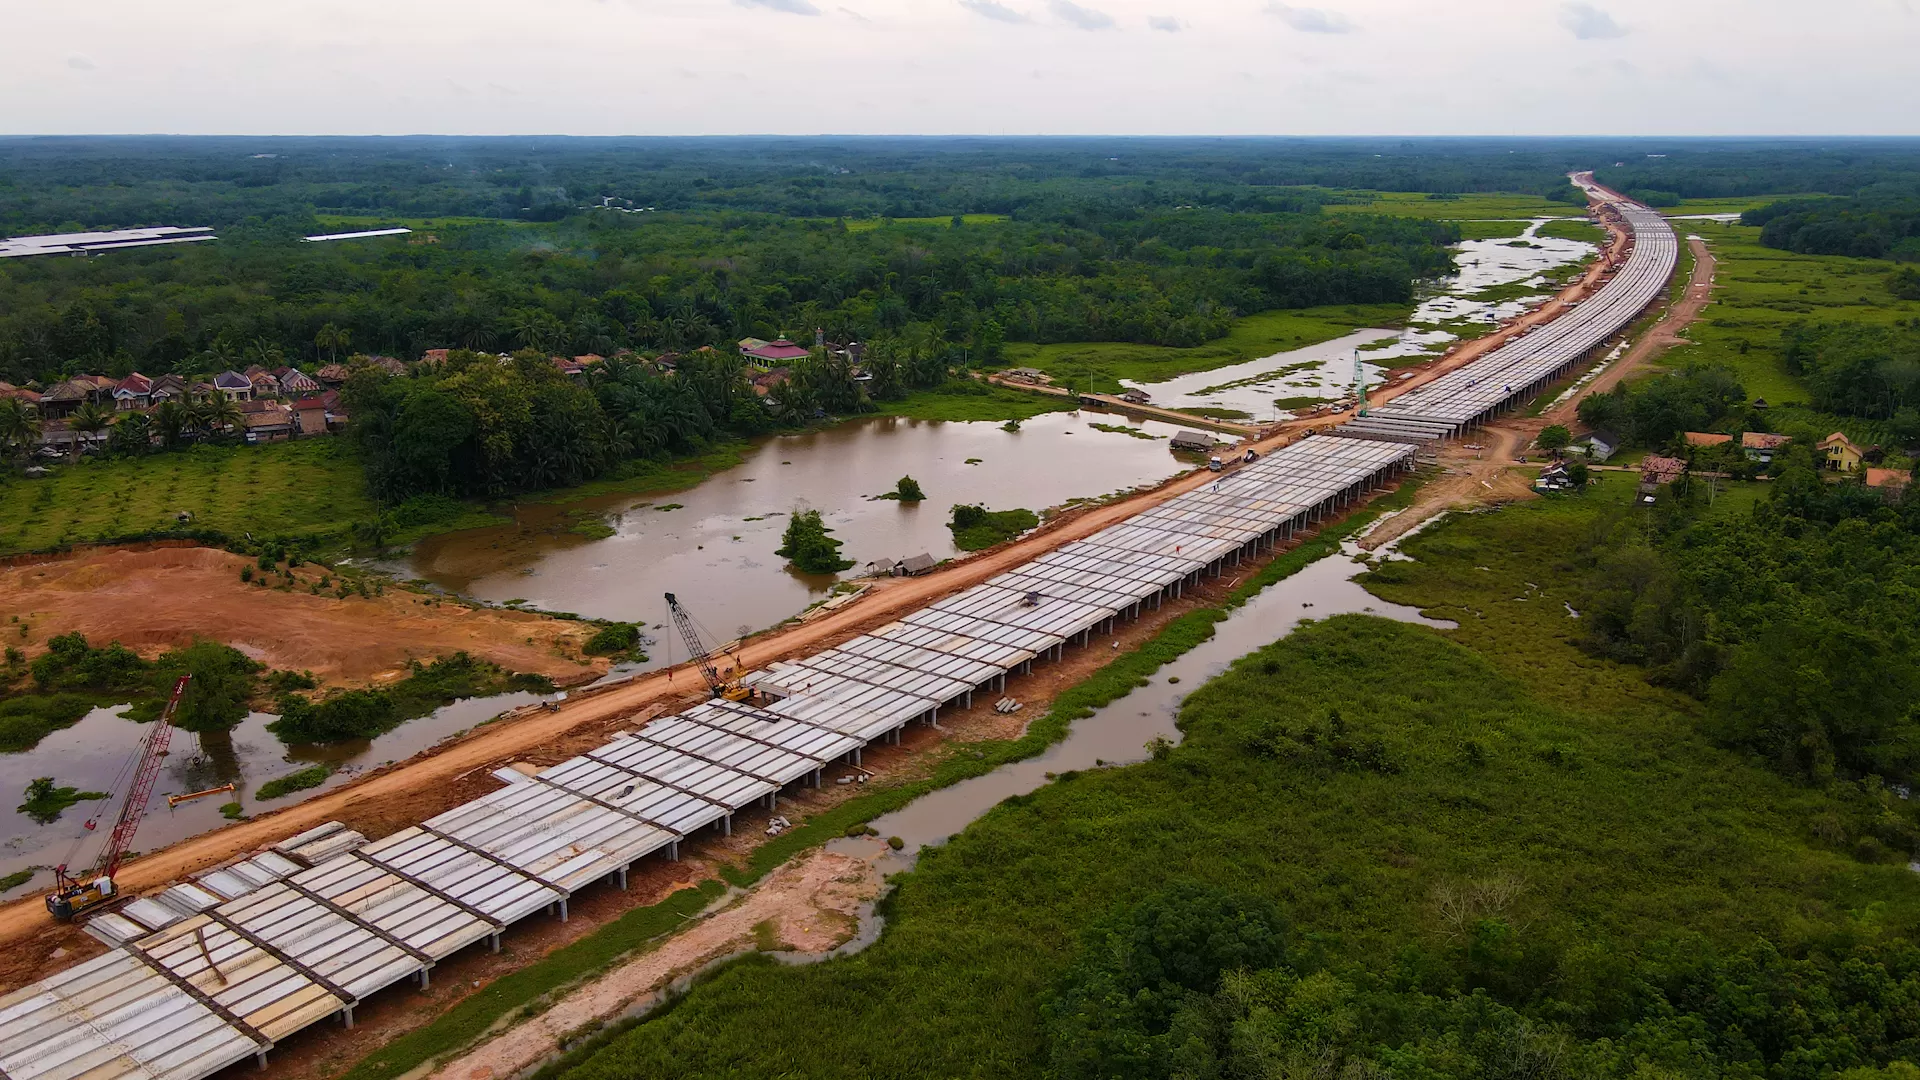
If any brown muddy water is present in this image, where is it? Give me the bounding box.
[404,412,1196,655]
[830,533,1454,868]
[0,689,552,901]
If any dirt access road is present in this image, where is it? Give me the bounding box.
[0,199,1631,948]
[1362,231,1718,551]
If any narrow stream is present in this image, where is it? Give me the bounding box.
[829,536,1453,867]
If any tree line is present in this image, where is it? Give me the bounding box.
[1743,192,1920,261]
[0,204,1454,388]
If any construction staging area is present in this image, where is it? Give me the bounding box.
[0,194,1677,1080]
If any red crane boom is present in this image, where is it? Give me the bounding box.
[48,674,190,920]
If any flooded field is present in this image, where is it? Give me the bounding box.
[405,412,1196,650]
[0,689,551,901]
[1124,218,1596,418]
[832,535,1453,862]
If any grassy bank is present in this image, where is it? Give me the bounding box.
[1001,303,1411,395]
[534,490,1919,1080]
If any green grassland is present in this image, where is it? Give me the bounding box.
[539,491,1918,1079]
[1661,194,1834,217]
[1325,190,1586,220]
[876,379,1074,422]
[0,440,377,555]
[1663,219,1919,408]
[1537,218,1607,243]
[843,213,1008,232]
[1000,303,1410,395]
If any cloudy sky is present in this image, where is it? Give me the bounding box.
[9,0,1916,135]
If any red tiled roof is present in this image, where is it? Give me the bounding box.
[742,339,811,361]
[1741,432,1789,450]
[1866,468,1910,489]
[1641,455,1687,482]
[1683,432,1732,447]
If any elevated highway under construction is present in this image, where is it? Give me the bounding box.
[0,188,1677,1080]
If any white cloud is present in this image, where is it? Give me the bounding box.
[1147,14,1181,31]
[1560,2,1626,39]
[838,6,869,20]
[958,0,1030,23]
[66,55,94,70]
[1050,0,1113,29]
[1265,3,1354,34]
[735,0,821,14]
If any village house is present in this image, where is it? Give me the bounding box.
[239,399,294,442]
[1866,468,1911,499]
[292,397,332,436]
[112,373,153,411]
[144,374,185,406]
[1818,431,1864,472]
[1,382,42,414]
[1741,431,1790,463]
[1119,388,1152,405]
[1569,429,1620,462]
[1637,454,1688,503]
[36,378,100,418]
[274,367,323,395]
[213,371,253,402]
[369,356,407,376]
[739,337,810,372]
[314,363,352,386]
[1171,430,1215,452]
[1683,431,1732,449]
[248,370,282,398]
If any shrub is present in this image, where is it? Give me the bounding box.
[256,765,333,800]
[775,509,855,574]
[584,623,642,657]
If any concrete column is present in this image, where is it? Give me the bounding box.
[559,898,570,922]
[965,690,973,708]
[723,814,733,837]
[490,931,502,953]
[618,864,629,889]
[419,968,431,989]
[669,840,681,861]
[341,1005,355,1028]
[853,747,863,766]
[256,1052,270,1070]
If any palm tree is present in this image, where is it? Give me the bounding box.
[0,398,41,462]
[150,400,190,449]
[315,323,352,363]
[194,396,244,440]
[67,400,115,459]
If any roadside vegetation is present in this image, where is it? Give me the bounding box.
[254,765,333,800]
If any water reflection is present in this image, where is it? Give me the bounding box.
[405,412,1196,649]
[0,690,551,898]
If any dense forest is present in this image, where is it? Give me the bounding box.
[0,136,1603,231]
[0,204,1454,387]
[1595,141,1920,202]
[1742,192,1920,261]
